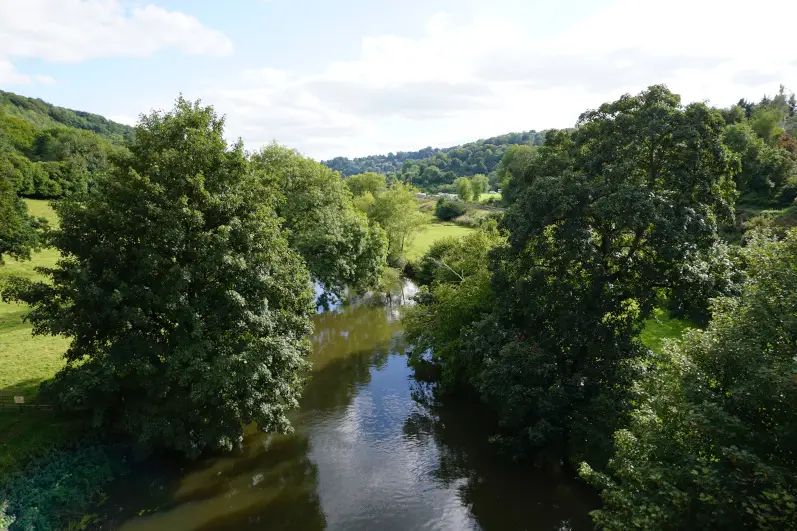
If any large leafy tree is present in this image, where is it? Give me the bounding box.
[250,144,387,296]
[583,230,797,530]
[3,99,315,456]
[467,86,738,462]
[0,175,43,264]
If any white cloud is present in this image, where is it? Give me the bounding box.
[0,0,232,84]
[207,0,797,159]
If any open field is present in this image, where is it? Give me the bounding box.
[1,200,67,396]
[406,223,475,260]
[1,200,72,473]
[479,192,502,202]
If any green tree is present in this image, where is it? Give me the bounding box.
[454,177,473,202]
[2,98,315,457]
[582,229,797,530]
[0,175,44,265]
[723,122,794,195]
[496,144,538,204]
[406,222,504,389]
[365,182,426,262]
[460,86,737,463]
[345,171,387,197]
[469,174,489,198]
[251,144,387,296]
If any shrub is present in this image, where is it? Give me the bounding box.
[434,198,465,221]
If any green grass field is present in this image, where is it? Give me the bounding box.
[406,222,475,260]
[641,308,693,353]
[1,200,73,474]
[479,192,502,202]
[1,200,67,396]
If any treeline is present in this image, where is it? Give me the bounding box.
[406,85,797,529]
[323,130,545,191]
[1,91,134,199]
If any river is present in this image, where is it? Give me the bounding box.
[98,285,596,530]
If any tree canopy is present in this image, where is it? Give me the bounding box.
[583,229,797,529]
[251,145,387,296]
[3,99,315,457]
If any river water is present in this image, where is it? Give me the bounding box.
[99,287,596,530]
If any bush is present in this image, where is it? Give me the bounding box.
[0,445,121,531]
[434,198,466,221]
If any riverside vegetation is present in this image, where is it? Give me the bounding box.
[0,84,796,529]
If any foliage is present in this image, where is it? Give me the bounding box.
[2,98,316,457]
[0,90,133,144]
[495,144,538,202]
[323,130,545,191]
[1,502,14,531]
[469,174,489,197]
[666,240,745,325]
[723,122,794,196]
[582,230,797,530]
[251,145,387,296]
[433,198,466,222]
[0,177,45,264]
[405,223,505,389]
[407,85,738,468]
[359,182,427,263]
[0,444,117,531]
[453,177,473,202]
[0,96,129,199]
[345,171,387,196]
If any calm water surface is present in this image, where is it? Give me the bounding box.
[99,287,596,530]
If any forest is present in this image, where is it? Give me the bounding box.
[1,84,797,530]
[323,130,545,192]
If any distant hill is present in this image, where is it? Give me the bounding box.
[1,90,134,198]
[322,130,545,191]
[0,90,134,144]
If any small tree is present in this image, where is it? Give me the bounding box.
[454,177,473,202]
[0,174,44,265]
[3,98,315,457]
[367,182,426,262]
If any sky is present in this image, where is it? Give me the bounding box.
[1,0,796,160]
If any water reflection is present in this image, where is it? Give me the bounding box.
[98,283,595,530]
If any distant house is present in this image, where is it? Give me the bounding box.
[416,192,427,199]
[439,193,457,200]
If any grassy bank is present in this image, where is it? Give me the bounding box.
[1,200,70,475]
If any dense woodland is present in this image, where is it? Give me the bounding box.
[323,130,545,191]
[1,84,797,529]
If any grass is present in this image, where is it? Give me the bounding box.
[479,192,502,202]
[406,222,474,260]
[0,200,67,396]
[1,199,72,475]
[641,308,693,353]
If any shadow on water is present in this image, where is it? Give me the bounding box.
[404,382,599,531]
[96,282,596,530]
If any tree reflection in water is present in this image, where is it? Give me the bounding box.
[403,381,599,531]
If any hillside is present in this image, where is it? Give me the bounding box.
[323,130,545,191]
[0,90,134,144]
[0,90,134,198]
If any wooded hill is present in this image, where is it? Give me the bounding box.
[322,130,545,191]
[0,90,133,198]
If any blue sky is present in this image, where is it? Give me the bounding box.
[1,0,795,159]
